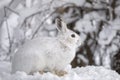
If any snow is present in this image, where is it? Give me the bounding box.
[0,0,12,9]
[0,0,120,80]
[75,19,97,33]
[83,12,105,20]
[74,66,120,80]
[77,54,89,64]
[65,0,86,6]
[115,5,120,17]
[98,27,117,45]
[0,61,120,80]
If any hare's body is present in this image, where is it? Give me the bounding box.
[12,18,81,75]
[12,37,76,74]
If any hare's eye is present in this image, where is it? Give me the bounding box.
[71,34,75,38]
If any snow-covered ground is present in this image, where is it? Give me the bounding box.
[0,61,120,80]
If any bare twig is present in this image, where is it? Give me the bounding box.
[4,7,12,55]
[17,0,56,39]
[4,6,19,16]
[0,0,20,28]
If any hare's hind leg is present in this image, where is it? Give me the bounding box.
[39,68,53,74]
[39,70,44,74]
[53,69,68,76]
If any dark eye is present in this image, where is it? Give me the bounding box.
[71,34,75,38]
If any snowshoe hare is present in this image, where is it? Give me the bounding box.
[11,18,81,76]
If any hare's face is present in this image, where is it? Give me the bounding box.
[56,18,81,47]
[62,30,81,46]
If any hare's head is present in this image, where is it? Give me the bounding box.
[56,18,81,47]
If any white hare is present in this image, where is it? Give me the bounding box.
[11,18,81,76]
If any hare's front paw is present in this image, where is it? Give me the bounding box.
[54,70,68,76]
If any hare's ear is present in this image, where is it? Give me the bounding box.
[56,18,68,33]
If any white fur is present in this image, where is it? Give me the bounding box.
[11,19,81,74]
